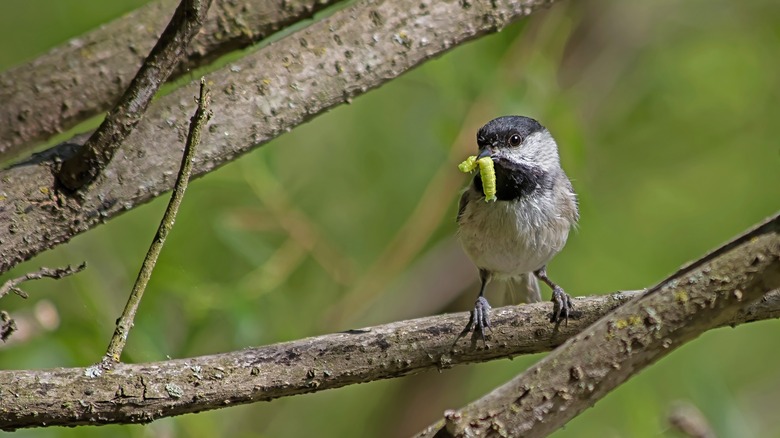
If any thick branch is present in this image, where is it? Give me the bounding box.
[0,283,778,430]
[0,0,558,276]
[419,214,780,438]
[0,0,339,160]
[57,0,212,190]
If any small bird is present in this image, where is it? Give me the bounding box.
[456,115,579,336]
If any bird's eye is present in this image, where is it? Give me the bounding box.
[508,134,522,147]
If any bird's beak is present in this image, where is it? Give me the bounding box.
[477,148,493,159]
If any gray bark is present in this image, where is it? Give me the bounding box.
[58,0,212,190]
[0,0,558,276]
[418,214,780,438]
[0,0,340,159]
[0,277,777,430]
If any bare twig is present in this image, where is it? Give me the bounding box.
[0,0,560,277]
[0,263,86,342]
[417,213,780,438]
[0,263,86,300]
[57,0,212,191]
[0,0,339,160]
[102,79,211,366]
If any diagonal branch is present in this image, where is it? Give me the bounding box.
[102,79,211,366]
[0,213,778,430]
[0,0,560,276]
[57,0,212,190]
[418,213,780,438]
[0,0,340,160]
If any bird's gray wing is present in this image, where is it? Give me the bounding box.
[456,190,469,223]
[566,177,580,222]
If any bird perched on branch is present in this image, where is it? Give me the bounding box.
[456,115,579,337]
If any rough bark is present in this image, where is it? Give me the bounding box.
[0,0,559,276]
[418,214,780,438]
[0,290,776,432]
[58,0,212,190]
[0,0,340,160]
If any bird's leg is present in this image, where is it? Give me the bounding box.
[534,266,573,324]
[465,269,493,342]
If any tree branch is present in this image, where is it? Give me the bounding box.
[0,0,340,160]
[0,212,778,430]
[57,0,212,190]
[0,262,86,342]
[417,214,780,438]
[0,263,86,301]
[103,79,211,366]
[0,0,559,276]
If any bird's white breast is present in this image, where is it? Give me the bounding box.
[458,191,571,278]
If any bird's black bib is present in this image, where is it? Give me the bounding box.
[474,157,550,201]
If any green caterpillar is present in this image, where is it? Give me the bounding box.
[458,156,497,202]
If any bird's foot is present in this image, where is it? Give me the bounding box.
[550,286,573,324]
[464,296,493,342]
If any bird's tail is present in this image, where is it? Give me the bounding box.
[499,273,542,305]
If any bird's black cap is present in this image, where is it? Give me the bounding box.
[477,116,544,149]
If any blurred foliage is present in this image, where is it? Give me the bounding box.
[1,0,779,437]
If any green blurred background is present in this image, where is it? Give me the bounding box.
[1,0,779,436]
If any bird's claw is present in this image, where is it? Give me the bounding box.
[550,286,573,324]
[466,296,492,342]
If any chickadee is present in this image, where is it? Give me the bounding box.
[457,115,579,336]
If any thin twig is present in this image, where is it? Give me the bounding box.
[0,263,87,300]
[0,263,86,342]
[102,78,211,367]
[57,0,212,191]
